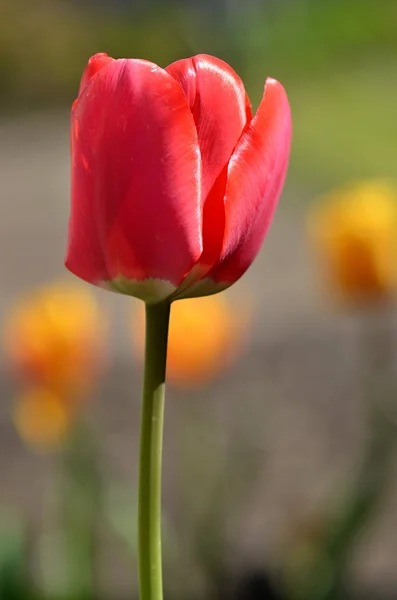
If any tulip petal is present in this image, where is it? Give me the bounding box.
[208,78,291,285]
[166,54,252,287]
[66,108,110,284]
[166,54,252,199]
[66,58,203,299]
[78,53,115,96]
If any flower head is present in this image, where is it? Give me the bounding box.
[3,281,107,451]
[308,180,397,306]
[3,281,106,394]
[13,387,71,451]
[66,53,291,303]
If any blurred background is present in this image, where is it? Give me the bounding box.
[1,0,397,599]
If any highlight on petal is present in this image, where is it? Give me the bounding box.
[167,54,252,200]
[66,58,203,300]
[78,53,115,96]
[205,77,292,287]
[66,110,110,286]
[166,54,253,290]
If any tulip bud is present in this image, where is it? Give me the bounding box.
[66,53,291,303]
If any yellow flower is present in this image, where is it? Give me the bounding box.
[308,180,397,306]
[13,387,70,451]
[132,295,250,388]
[3,281,107,395]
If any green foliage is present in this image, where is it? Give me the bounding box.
[1,0,396,189]
[0,0,190,109]
[0,513,32,600]
[1,0,396,109]
[287,63,397,193]
[241,0,397,82]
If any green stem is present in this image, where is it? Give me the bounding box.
[138,301,171,600]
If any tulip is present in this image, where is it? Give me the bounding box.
[13,387,70,451]
[65,52,291,600]
[66,53,291,303]
[308,180,397,306]
[3,281,106,394]
[3,281,107,450]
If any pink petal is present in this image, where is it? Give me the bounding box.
[166,54,252,280]
[67,52,118,285]
[65,108,109,285]
[166,54,252,200]
[208,78,292,284]
[66,58,202,289]
[78,53,115,96]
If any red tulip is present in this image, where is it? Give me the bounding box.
[66,53,291,302]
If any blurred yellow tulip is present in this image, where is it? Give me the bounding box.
[132,295,250,388]
[3,281,107,395]
[13,387,70,451]
[308,180,397,306]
